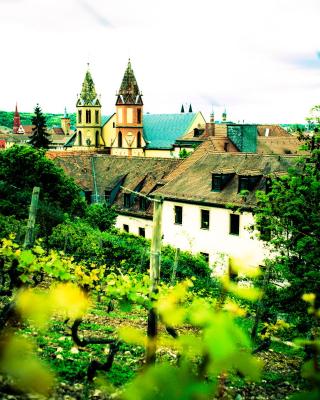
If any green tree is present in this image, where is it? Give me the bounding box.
[85,202,117,231]
[254,133,320,332]
[29,104,51,149]
[0,146,86,239]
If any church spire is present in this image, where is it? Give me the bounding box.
[116,59,143,105]
[13,103,21,134]
[78,66,98,105]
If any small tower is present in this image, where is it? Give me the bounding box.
[210,111,215,123]
[114,59,144,156]
[76,64,102,148]
[13,103,21,134]
[222,109,227,122]
[61,107,71,135]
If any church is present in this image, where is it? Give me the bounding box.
[67,60,207,158]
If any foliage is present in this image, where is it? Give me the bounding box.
[85,202,117,231]
[0,110,76,130]
[0,214,26,241]
[0,146,86,238]
[254,133,320,332]
[29,104,51,149]
[48,220,216,293]
[179,148,192,159]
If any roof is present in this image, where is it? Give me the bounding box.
[257,136,306,155]
[154,152,299,208]
[257,125,290,137]
[51,154,181,217]
[51,127,64,135]
[101,114,114,127]
[143,113,198,149]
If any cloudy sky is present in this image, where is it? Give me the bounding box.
[1,0,319,123]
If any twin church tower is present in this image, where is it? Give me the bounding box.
[76,60,145,156]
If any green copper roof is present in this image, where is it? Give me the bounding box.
[143,113,197,149]
[79,69,98,105]
[101,114,114,127]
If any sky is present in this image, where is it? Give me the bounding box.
[0,0,319,123]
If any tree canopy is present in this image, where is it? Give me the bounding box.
[0,146,86,237]
[254,132,320,332]
[29,104,51,149]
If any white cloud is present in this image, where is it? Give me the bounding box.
[0,0,319,123]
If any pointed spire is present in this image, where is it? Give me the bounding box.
[181,104,185,113]
[210,111,215,123]
[79,66,97,105]
[64,107,68,118]
[188,104,193,113]
[117,59,142,105]
[13,103,21,134]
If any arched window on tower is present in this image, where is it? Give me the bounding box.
[78,110,82,124]
[78,131,82,146]
[137,131,141,148]
[137,108,142,124]
[118,131,122,148]
[86,110,91,123]
[95,131,99,147]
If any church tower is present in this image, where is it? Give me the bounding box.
[76,65,102,149]
[13,103,21,134]
[113,59,144,156]
[61,107,71,135]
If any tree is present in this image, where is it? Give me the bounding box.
[85,203,117,231]
[254,132,320,332]
[29,104,51,149]
[0,146,86,239]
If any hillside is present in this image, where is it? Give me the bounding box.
[0,111,76,130]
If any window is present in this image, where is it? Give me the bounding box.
[104,190,111,205]
[230,214,240,235]
[137,108,142,123]
[78,131,82,146]
[113,122,115,128]
[139,197,150,211]
[86,109,91,123]
[212,175,222,192]
[238,175,261,192]
[174,206,182,225]
[78,110,82,124]
[124,193,131,208]
[118,131,122,148]
[265,177,272,194]
[95,110,99,124]
[200,252,209,263]
[201,209,210,229]
[139,227,145,237]
[212,173,233,192]
[95,131,99,147]
[137,131,141,148]
[84,190,92,204]
[123,224,129,233]
[127,108,133,123]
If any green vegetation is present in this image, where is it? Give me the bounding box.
[29,104,51,149]
[0,110,76,130]
[0,130,319,398]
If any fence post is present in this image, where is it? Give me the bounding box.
[23,187,40,249]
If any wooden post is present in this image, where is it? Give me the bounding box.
[171,247,180,285]
[146,195,163,365]
[23,187,40,249]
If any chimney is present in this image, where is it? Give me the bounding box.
[206,111,215,136]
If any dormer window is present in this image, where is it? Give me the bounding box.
[238,175,261,192]
[139,197,150,211]
[211,173,234,192]
[124,193,131,208]
[212,175,222,192]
